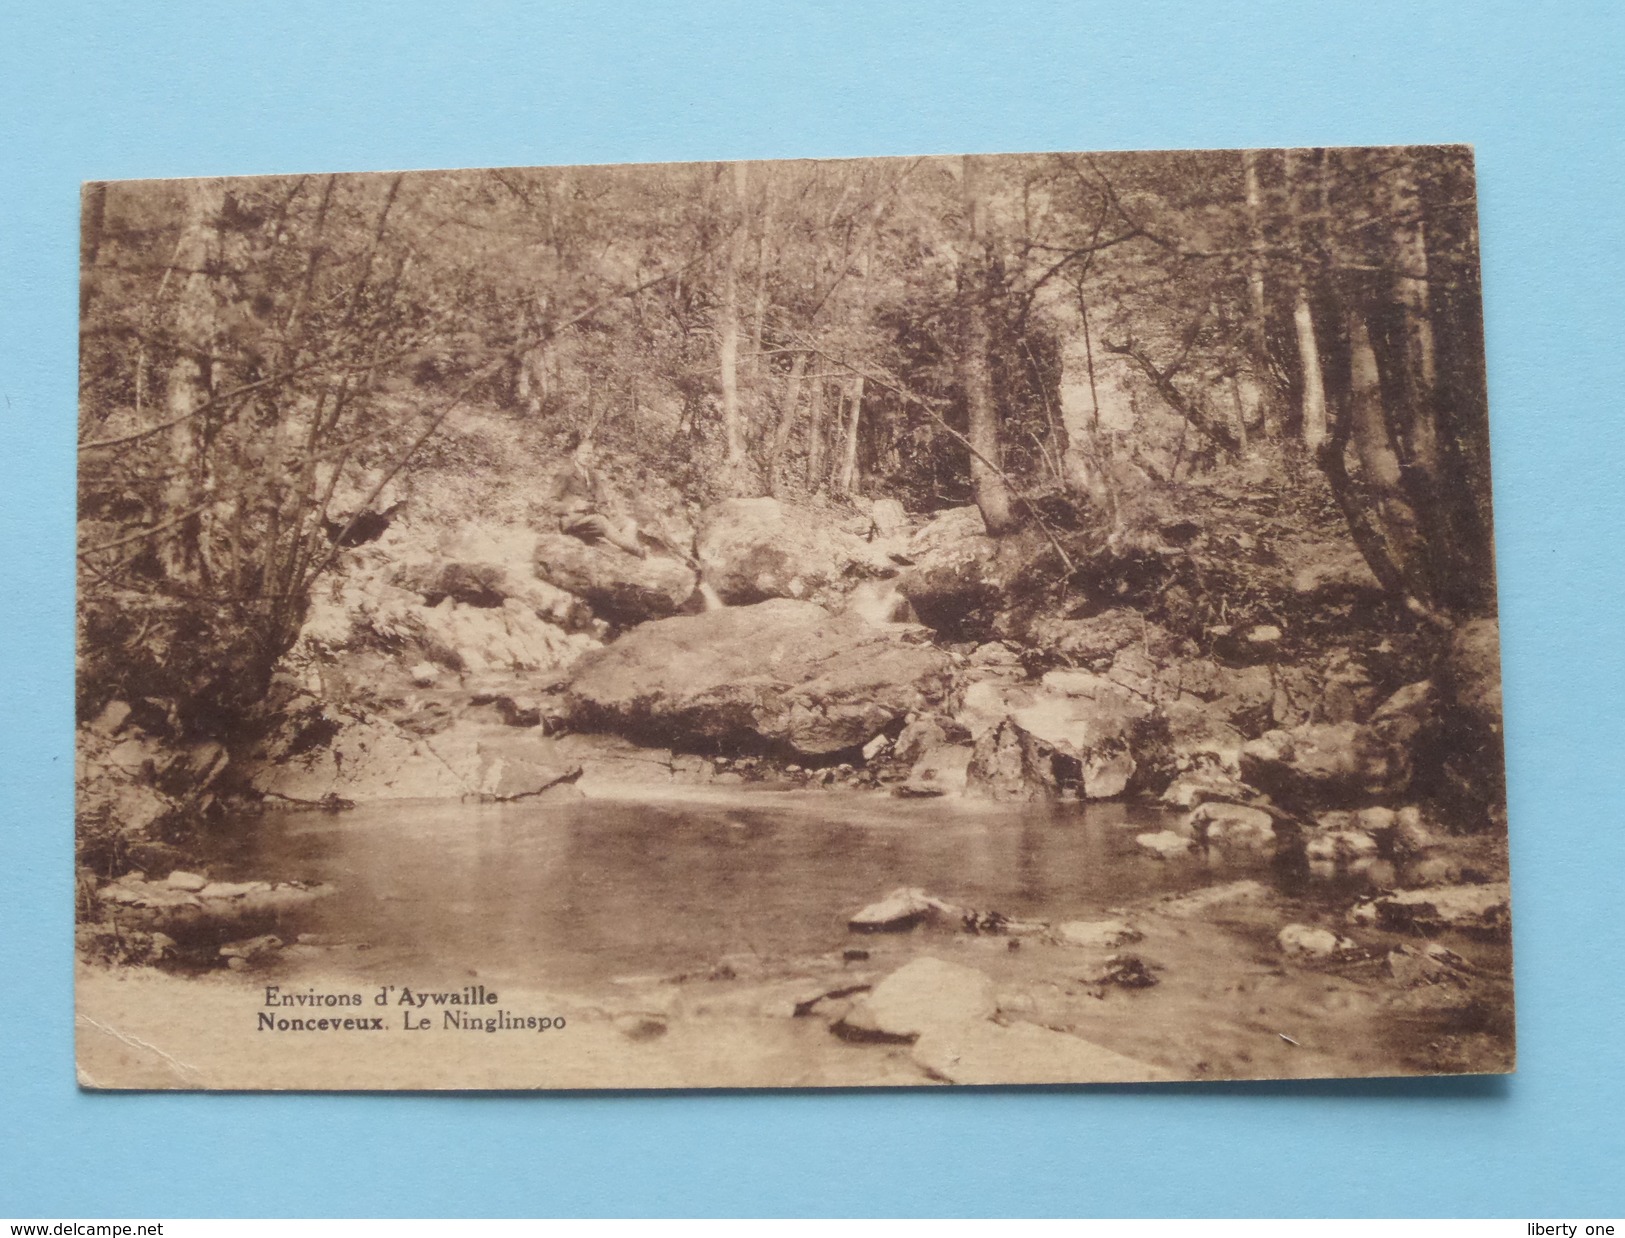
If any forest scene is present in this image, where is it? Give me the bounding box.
[75,146,1511,1089]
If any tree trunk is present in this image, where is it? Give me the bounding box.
[1347,306,1430,603]
[718,161,747,468]
[834,202,881,498]
[1054,288,1111,509]
[1385,156,1442,488]
[1348,311,1403,492]
[835,372,864,495]
[1282,149,1332,452]
[157,179,225,584]
[750,177,775,383]
[805,376,826,489]
[960,155,1017,534]
[1240,149,1278,438]
[767,350,807,495]
[1293,287,1329,451]
[1227,370,1250,453]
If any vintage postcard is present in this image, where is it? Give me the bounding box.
[75,146,1511,1090]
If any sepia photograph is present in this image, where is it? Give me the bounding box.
[74,145,1512,1090]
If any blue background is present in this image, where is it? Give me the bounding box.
[3,0,1622,1218]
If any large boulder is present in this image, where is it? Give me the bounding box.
[1238,682,1436,808]
[532,532,696,626]
[1239,723,1394,806]
[894,506,1002,638]
[412,597,594,677]
[966,718,1063,801]
[960,669,1156,800]
[392,523,587,629]
[907,504,991,561]
[564,599,952,757]
[836,957,997,1041]
[1161,697,1248,774]
[1189,801,1278,854]
[694,497,852,605]
[76,725,185,840]
[868,497,910,539]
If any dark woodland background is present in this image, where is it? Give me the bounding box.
[78,148,1495,734]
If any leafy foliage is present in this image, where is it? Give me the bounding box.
[77,147,1495,751]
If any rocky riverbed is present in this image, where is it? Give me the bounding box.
[76,814,1513,1089]
[76,478,1512,1085]
[77,782,1512,1088]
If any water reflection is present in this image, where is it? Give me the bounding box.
[211,790,1225,994]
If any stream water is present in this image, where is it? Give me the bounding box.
[204,788,1251,993]
[102,786,1513,1086]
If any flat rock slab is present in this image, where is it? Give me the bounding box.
[837,956,996,1040]
[247,711,475,803]
[912,1020,1171,1085]
[566,598,951,756]
[1155,879,1272,919]
[473,744,582,801]
[849,888,937,933]
[1136,830,1194,859]
[1373,882,1512,936]
[97,879,334,933]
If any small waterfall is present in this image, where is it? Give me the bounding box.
[682,579,726,614]
[845,578,917,626]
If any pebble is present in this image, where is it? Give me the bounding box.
[1135,831,1194,859]
[1277,923,1353,958]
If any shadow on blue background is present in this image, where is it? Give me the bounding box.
[2,0,1621,1218]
